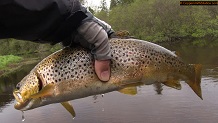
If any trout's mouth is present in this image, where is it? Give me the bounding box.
[13,90,32,110]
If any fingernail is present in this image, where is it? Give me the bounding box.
[100,71,110,82]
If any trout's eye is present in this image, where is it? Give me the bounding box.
[16,83,21,90]
[37,76,43,91]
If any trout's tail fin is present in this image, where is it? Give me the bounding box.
[186,64,203,99]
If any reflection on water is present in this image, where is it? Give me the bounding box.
[0,41,218,123]
[153,82,163,95]
[22,111,25,122]
[160,41,218,65]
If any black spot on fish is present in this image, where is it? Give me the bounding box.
[147,61,150,64]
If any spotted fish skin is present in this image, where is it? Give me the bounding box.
[13,38,202,111]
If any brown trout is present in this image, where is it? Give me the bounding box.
[13,38,202,117]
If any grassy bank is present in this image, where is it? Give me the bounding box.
[0,55,22,69]
[0,39,62,56]
[0,55,39,77]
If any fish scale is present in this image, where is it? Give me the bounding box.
[36,48,93,85]
[13,38,202,116]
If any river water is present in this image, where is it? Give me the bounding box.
[0,41,218,123]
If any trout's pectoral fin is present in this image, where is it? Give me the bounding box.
[30,83,55,99]
[61,101,76,118]
[162,79,181,90]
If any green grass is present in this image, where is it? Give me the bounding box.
[0,55,22,69]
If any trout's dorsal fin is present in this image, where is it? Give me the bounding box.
[61,101,76,118]
[162,79,181,90]
[173,51,181,57]
[30,83,55,99]
[175,51,181,57]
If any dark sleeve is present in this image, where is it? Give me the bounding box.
[0,0,87,44]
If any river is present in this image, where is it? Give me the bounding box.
[0,40,217,123]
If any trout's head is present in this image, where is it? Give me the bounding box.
[13,72,45,110]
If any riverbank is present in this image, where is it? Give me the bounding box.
[0,57,39,77]
[0,55,22,69]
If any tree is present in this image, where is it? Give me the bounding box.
[110,0,119,9]
[79,0,86,4]
[95,0,110,22]
[110,0,135,9]
[100,0,108,11]
[106,0,218,43]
